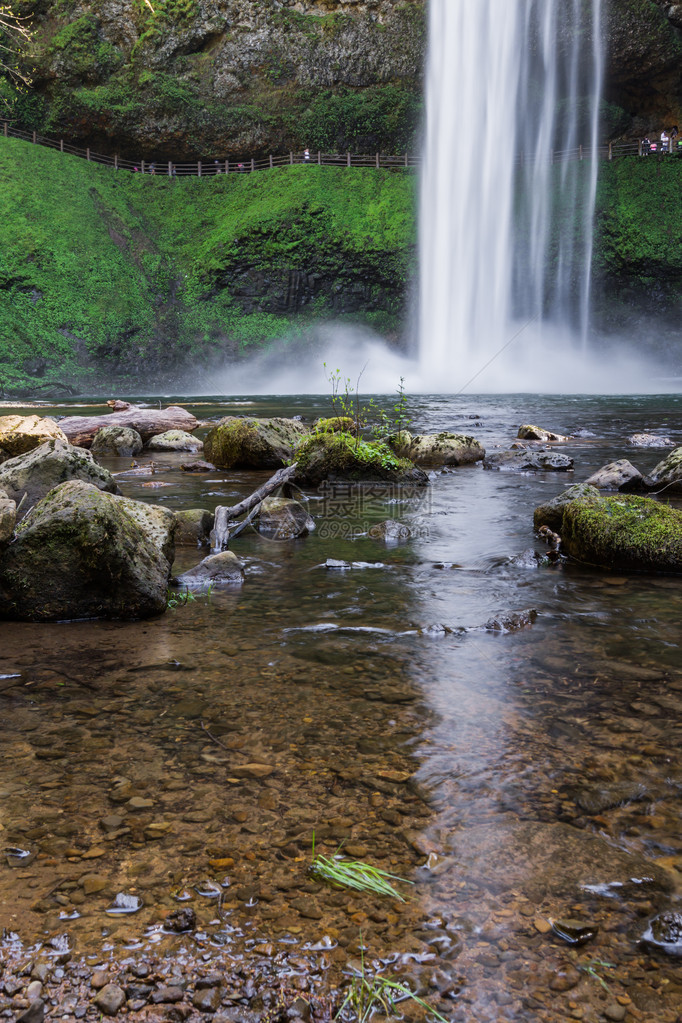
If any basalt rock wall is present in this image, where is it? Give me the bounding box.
[10,0,682,157]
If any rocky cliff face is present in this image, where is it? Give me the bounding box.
[10,0,682,158]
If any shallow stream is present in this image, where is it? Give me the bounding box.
[1,393,681,1022]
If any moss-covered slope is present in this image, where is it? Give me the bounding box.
[0,135,416,393]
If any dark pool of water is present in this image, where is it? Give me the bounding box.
[1,393,681,1022]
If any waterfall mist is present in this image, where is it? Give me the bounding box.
[419,0,604,391]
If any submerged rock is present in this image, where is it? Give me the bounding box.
[177,551,244,587]
[389,430,485,466]
[0,414,67,456]
[562,492,682,573]
[204,417,308,469]
[517,424,571,442]
[584,459,651,492]
[484,609,538,633]
[442,821,673,901]
[258,496,314,540]
[91,426,143,457]
[0,480,174,620]
[368,519,411,542]
[0,438,118,517]
[484,448,574,472]
[146,429,204,452]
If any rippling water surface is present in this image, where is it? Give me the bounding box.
[1,393,681,1022]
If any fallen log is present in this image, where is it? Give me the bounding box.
[57,405,198,448]
[211,463,298,550]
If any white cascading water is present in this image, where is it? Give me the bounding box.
[419,0,603,391]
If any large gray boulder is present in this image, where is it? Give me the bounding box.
[146,430,203,452]
[0,438,118,517]
[517,424,570,442]
[91,426,143,457]
[389,430,484,466]
[650,446,682,493]
[176,551,244,588]
[584,459,651,492]
[0,481,175,621]
[174,509,215,547]
[204,417,309,469]
[0,414,67,456]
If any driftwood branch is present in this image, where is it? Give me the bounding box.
[211,462,298,551]
[58,405,198,448]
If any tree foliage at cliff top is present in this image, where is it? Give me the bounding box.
[0,136,416,393]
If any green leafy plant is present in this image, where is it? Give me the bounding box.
[309,834,412,901]
[336,942,449,1023]
[166,587,196,609]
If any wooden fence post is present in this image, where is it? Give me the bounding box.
[114,154,118,169]
[405,152,408,167]
[347,152,351,168]
[225,159,229,173]
[168,161,172,177]
[32,130,37,144]
[318,151,321,165]
[86,147,90,161]
[198,160,201,177]
[269,154,273,169]
[60,139,64,153]
[376,152,380,169]
[638,139,642,157]
[251,158,255,172]
[289,151,293,165]
[608,142,612,161]
[141,160,145,174]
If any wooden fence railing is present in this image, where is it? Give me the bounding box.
[2,121,678,176]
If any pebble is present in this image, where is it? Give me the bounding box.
[193,986,223,1011]
[93,984,126,1015]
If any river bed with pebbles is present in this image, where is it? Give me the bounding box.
[1,393,682,1023]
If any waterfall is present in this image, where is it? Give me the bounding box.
[419,0,603,391]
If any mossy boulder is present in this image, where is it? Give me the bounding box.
[293,430,429,486]
[313,417,356,434]
[561,492,682,573]
[534,484,601,533]
[0,438,118,516]
[650,446,682,493]
[389,430,485,466]
[174,509,214,547]
[146,430,203,452]
[204,417,309,470]
[0,415,67,456]
[91,426,143,457]
[0,480,175,621]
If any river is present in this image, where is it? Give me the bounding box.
[1,392,681,1022]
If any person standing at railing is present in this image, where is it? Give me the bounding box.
[661,129,670,153]
[214,160,222,175]
[303,148,311,163]
[642,136,651,156]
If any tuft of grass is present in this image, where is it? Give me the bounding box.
[309,834,412,901]
[336,944,449,1023]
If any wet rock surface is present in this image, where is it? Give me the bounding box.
[0,438,119,515]
[91,426,144,458]
[584,458,651,492]
[0,414,67,457]
[484,448,574,472]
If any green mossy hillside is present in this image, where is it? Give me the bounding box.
[0,136,416,394]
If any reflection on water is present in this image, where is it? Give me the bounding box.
[1,394,682,1021]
